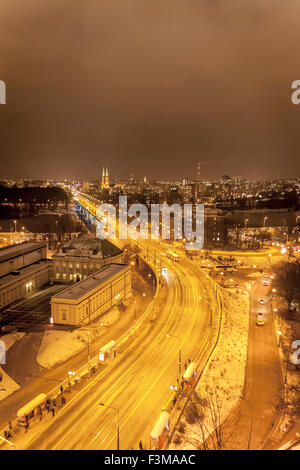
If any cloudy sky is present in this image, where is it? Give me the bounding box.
[0,0,299,180]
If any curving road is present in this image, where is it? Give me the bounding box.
[20,234,217,450]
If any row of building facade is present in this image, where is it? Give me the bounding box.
[0,237,128,326]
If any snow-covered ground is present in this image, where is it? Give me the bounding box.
[0,332,25,401]
[171,288,250,449]
[37,307,121,369]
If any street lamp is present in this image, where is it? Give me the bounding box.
[99,403,119,450]
[244,219,249,228]
[166,333,182,374]
[263,216,268,227]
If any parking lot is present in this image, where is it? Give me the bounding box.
[0,285,66,332]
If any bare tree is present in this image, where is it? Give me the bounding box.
[183,387,224,450]
[273,260,300,313]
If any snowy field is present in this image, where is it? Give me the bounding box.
[37,307,120,369]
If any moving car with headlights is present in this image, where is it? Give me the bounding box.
[256,316,265,326]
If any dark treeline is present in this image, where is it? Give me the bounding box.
[0,186,68,204]
[216,194,299,211]
[0,186,69,220]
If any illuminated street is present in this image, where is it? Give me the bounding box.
[1,1,300,457]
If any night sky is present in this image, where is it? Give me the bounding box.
[0,1,300,181]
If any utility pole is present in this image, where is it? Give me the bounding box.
[88,296,91,378]
[99,403,120,450]
[166,334,182,375]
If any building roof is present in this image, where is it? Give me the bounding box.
[0,241,46,264]
[0,260,51,288]
[53,236,122,260]
[51,263,129,302]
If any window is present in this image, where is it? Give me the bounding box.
[61,309,67,321]
[56,273,60,280]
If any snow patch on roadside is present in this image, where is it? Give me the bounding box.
[0,332,26,401]
[37,308,120,369]
[171,288,249,449]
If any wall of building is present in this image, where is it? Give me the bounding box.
[0,261,52,310]
[51,266,131,325]
[52,252,123,284]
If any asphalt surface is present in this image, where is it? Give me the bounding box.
[7,240,216,450]
[221,276,283,449]
[0,285,66,332]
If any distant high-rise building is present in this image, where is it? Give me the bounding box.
[101,167,109,189]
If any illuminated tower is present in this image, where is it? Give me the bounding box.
[101,167,109,189]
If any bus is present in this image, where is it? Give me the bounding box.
[166,250,179,262]
[99,340,116,362]
[17,393,47,426]
[182,362,197,389]
[150,411,170,450]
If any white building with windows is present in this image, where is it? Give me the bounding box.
[52,236,122,284]
[50,263,131,325]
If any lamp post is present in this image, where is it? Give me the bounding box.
[240,396,253,450]
[99,403,119,450]
[263,216,268,227]
[166,333,182,374]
